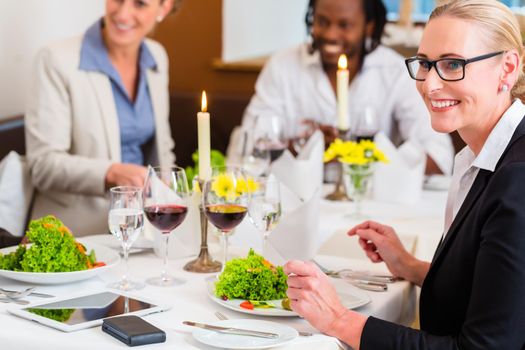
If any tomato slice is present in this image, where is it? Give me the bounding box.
[240,301,254,310]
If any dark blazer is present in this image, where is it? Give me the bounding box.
[361,116,525,349]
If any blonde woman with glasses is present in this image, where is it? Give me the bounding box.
[284,1,525,349]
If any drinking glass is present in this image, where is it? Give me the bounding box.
[238,129,271,177]
[107,186,145,291]
[352,106,379,141]
[143,166,190,286]
[203,167,250,271]
[252,114,287,162]
[248,177,282,256]
[291,120,316,154]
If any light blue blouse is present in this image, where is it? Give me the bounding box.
[79,19,156,165]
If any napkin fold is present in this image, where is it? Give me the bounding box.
[232,131,324,263]
[372,132,425,204]
[269,130,324,201]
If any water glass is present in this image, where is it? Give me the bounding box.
[107,186,145,291]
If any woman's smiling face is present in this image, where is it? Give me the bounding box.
[415,16,504,134]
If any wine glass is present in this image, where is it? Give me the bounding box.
[107,186,145,291]
[240,130,270,177]
[143,166,190,286]
[203,167,250,271]
[248,177,282,257]
[291,120,316,155]
[252,114,287,162]
[352,106,380,142]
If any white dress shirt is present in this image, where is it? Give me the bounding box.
[239,43,454,174]
[443,99,525,236]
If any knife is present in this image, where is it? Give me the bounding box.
[183,321,279,339]
[351,280,388,292]
[324,270,397,283]
[0,289,54,298]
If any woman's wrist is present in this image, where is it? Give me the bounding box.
[327,309,368,350]
[404,257,430,286]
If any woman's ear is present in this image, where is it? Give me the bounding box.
[160,0,176,18]
[501,49,521,86]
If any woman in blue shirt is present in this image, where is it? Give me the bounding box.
[25,0,177,236]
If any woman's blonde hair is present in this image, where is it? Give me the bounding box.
[430,0,525,102]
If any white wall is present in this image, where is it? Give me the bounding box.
[222,0,309,62]
[0,0,105,118]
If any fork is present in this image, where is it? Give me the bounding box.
[214,311,313,337]
[0,287,35,299]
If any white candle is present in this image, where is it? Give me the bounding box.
[337,54,349,131]
[198,91,211,180]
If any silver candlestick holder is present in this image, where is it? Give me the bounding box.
[325,128,351,201]
[184,179,221,273]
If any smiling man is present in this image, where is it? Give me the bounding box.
[235,0,454,175]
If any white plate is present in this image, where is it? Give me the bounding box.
[192,319,298,349]
[207,279,370,317]
[0,239,120,284]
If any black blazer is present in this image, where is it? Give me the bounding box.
[361,117,525,349]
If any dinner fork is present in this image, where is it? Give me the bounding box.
[0,287,35,299]
[214,311,313,337]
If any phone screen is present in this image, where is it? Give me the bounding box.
[22,292,156,325]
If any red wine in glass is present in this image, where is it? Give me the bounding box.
[205,204,247,231]
[144,204,188,233]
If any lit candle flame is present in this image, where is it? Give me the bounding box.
[201,91,208,112]
[338,54,348,70]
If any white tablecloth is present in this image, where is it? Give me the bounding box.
[0,190,447,349]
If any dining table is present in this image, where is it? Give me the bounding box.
[0,188,448,349]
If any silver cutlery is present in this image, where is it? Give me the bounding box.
[312,260,389,291]
[183,321,279,339]
[214,311,313,337]
[0,297,30,305]
[0,287,35,299]
[313,260,396,282]
[0,287,54,299]
[347,280,388,292]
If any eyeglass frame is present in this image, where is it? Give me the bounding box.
[404,51,505,82]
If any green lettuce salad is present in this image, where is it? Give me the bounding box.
[215,249,287,301]
[0,216,97,272]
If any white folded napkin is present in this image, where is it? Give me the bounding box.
[231,132,324,263]
[0,151,33,236]
[270,130,323,201]
[372,132,425,204]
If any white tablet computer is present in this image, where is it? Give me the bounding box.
[7,289,171,332]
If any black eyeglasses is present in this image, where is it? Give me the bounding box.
[405,51,504,82]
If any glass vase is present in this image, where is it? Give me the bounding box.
[342,163,374,218]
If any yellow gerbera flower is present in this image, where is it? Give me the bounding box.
[211,173,236,198]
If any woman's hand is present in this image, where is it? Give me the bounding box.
[348,220,430,286]
[105,163,147,189]
[284,260,367,348]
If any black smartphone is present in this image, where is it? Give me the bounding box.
[102,315,166,347]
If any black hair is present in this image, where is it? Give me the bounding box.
[305,0,387,54]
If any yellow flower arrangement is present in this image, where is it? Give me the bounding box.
[210,173,259,200]
[324,138,388,165]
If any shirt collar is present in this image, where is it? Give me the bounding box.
[472,99,525,171]
[79,18,157,75]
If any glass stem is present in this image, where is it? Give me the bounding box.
[222,233,229,272]
[262,232,269,257]
[122,243,129,287]
[162,233,170,281]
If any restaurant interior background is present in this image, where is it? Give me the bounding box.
[2,0,525,167]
